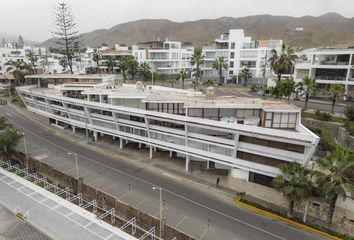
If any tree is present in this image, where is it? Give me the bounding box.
[27,51,38,74]
[118,56,129,81]
[268,44,297,82]
[239,68,252,86]
[106,56,117,74]
[315,147,354,228]
[212,57,228,85]
[191,80,199,91]
[191,46,205,83]
[179,69,188,89]
[302,77,317,110]
[5,60,31,86]
[51,2,80,74]
[0,116,9,130]
[273,163,312,217]
[59,58,68,71]
[138,62,151,81]
[294,82,304,100]
[127,57,139,80]
[92,48,101,74]
[0,127,22,160]
[279,78,296,102]
[170,78,177,88]
[328,84,344,114]
[203,79,215,88]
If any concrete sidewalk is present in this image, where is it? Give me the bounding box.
[0,167,137,240]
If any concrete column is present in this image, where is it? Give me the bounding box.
[149,146,153,159]
[169,151,172,158]
[119,138,123,149]
[93,131,98,142]
[206,160,210,170]
[72,126,76,134]
[112,136,116,141]
[138,142,142,149]
[55,120,58,125]
[154,147,157,152]
[100,132,104,137]
[185,155,190,171]
[125,139,128,144]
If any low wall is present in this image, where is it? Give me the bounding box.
[302,118,354,149]
[11,151,195,240]
[228,174,354,236]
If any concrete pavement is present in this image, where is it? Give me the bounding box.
[0,105,327,240]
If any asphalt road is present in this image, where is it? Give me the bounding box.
[0,105,326,240]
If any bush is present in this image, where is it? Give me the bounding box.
[345,104,354,121]
[314,110,332,121]
[250,84,257,92]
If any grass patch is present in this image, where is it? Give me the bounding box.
[240,199,354,240]
[302,111,346,123]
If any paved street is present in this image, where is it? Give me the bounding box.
[0,105,327,240]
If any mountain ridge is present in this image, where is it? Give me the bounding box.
[41,13,354,49]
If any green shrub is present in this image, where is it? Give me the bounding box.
[314,110,332,121]
[345,104,354,121]
[250,84,257,92]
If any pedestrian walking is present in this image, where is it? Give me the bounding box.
[216,177,220,188]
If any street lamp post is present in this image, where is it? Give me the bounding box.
[153,186,163,238]
[68,152,79,179]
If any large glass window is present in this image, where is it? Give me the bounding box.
[230,52,235,59]
[272,112,297,128]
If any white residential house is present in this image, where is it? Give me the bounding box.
[294,48,354,98]
[132,40,194,76]
[201,29,283,84]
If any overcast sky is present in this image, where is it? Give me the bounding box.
[2,0,354,42]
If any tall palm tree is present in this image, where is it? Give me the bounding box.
[191,80,199,91]
[92,48,101,74]
[5,60,31,86]
[118,56,129,81]
[191,46,205,83]
[268,44,297,82]
[138,62,151,81]
[239,68,252,86]
[27,51,38,74]
[0,127,22,160]
[302,77,317,110]
[328,83,344,114]
[212,57,228,85]
[127,57,139,80]
[315,147,354,228]
[106,56,117,74]
[273,163,312,217]
[179,69,188,89]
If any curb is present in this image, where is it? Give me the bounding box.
[235,199,342,240]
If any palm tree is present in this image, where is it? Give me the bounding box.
[302,77,317,110]
[191,80,199,91]
[212,57,228,85]
[92,48,101,74]
[239,68,252,86]
[203,79,215,88]
[106,56,117,74]
[118,56,129,81]
[170,78,177,88]
[0,127,22,160]
[191,46,205,83]
[0,116,9,130]
[5,60,31,86]
[138,62,151,81]
[328,83,345,114]
[268,44,297,82]
[127,57,139,80]
[315,147,354,228]
[273,163,312,217]
[179,69,188,89]
[27,51,38,74]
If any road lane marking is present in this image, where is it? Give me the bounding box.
[118,190,132,200]
[5,111,288,240]
[175,215,188,228]
[33,154,48,160]
[134,198,149,208]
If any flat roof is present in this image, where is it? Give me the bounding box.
[25,74,115,80]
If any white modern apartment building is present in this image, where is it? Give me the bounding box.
[202,29,283,83]
[17,74,319,186]
[294,48,354,97]
[0,47,27,73]
[132,40,194,75]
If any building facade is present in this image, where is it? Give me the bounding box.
[17,74,319,186]
[132,40,194,76]
[201,29,283,83]
[294,48,354,98]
